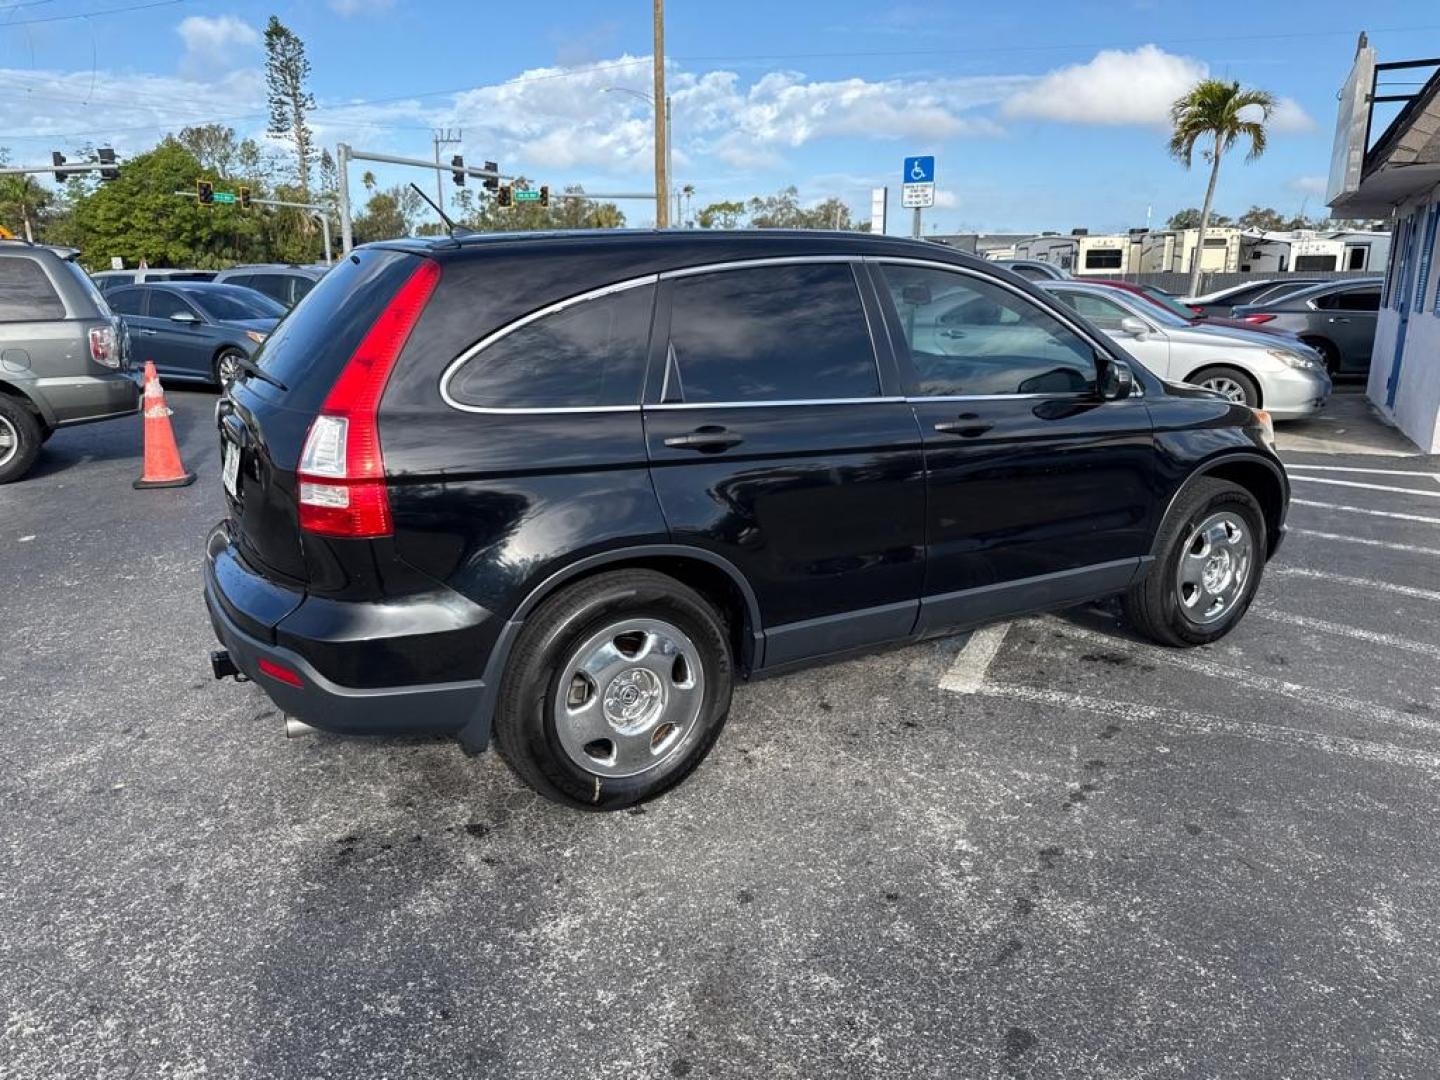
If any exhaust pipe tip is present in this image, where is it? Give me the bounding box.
[284,716,319,739]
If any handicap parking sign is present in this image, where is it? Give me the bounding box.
[903,156,935,184]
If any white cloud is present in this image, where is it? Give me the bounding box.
[176,15,260,82]
[1289,175,1328,197]
[1002,45,1206,127]
[1268,97,1316,134]
[932,189,959,209]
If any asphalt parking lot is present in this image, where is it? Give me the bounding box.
[3,385,1438,1079]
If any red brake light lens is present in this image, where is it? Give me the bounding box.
[297,259,441,538]
[258,658,304,687]
[1242,313,1276,324]
[88,325,119,368]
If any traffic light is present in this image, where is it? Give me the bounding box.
[483,161,498,191]
[198,180,214,204]
[97,147,118,182]
[539,185,549,208]
[451,155,465,186]
[239,186,251,209]
[51,151,67,183]
[496,184,512,208]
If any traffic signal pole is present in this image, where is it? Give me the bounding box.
[173,190,335,265]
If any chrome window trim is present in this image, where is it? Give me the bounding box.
[647,396,905,411]
[658,255,857,279]
[439,273,659,415]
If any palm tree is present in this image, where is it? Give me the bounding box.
[1169,79,1276,297]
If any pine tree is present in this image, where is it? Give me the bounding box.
[264,16,316,198]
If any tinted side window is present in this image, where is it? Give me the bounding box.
[1008,265,1048,281]
[108,288,147,316]
[249,275,291,303]
[881,265,1098,397]
[1083,249,1123,270]
[448,284,655,409]
[667,264,879,403]
[147,290,194,320]
[1051,290,1133,332]
[0,257,65,321]
[292,277,316,302]
[223,274,254,289]
[1334,287,1380,312]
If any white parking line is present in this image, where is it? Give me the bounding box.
[1254,607,1440,660]
[1292,499,1440,527]
[1287,528,1440,559]
[1042,622,1440,737]
[1287,463,1440,482]
[939,622,1010,693]
[1268,565,1440,603]
[1290,476,1440,499]
[971,684,1440,779]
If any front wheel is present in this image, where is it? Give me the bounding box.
[0,395,43,484]
[1123,478,1266,647]
[493,570,734,809]
[214,349,246,390]
[1190,366,1260,408]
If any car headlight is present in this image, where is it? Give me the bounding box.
[1251,408,1276,451]
[245,330,268,345]
[1267,347,1319,371]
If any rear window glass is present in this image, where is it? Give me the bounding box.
[58,260,112,317]
[0,257,65,321]
[667,264,879,403]
[447,284,655,410]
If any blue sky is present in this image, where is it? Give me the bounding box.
[2,0,1436,233]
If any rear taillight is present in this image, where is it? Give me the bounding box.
[297,259,441,538]
[89,325,119,368]
[1242,313,1276,324]
[258,657,304,687]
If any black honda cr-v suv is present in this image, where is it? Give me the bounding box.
[205,230,1288,808]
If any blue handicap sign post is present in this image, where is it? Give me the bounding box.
[903,156,935,184]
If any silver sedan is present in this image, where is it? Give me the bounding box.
[1041,281,1331,419]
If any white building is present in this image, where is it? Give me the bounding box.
[1328,39,1440,452]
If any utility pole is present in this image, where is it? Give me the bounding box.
[652,0,669,228]
[432,128,462,214]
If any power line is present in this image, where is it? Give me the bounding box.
[1,0,188,27]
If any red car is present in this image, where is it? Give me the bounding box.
[1085,279,1302,339]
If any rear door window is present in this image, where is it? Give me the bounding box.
[0,257,65,321]
[447,283,656,410]
[1051,290,1134,332]
[108,288,147,316]
[665,263,879,403]
[249,274,293,304]
[147,290,197,321]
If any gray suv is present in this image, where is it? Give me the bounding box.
[0,241,138,483]
[211,264,326,309]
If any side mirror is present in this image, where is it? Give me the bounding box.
[170,310,199,324]
[1099,358,1134,401]
[1118,316,1149,338]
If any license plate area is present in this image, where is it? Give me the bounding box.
[222,437,241,501]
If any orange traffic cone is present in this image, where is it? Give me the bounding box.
[133,361,196,489]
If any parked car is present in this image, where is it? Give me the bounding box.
[1041,280,1330,417]
[212,264,327,309]
[205,231,1289,808]
[105,282,285,387]
[92,268,216,293]
[1180,278,1327,316]
[0,241,138,483]
[1230,278,1383,376]
[1086,278,1308,339]
[992,258,1070,281]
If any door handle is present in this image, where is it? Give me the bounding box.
[1328,317,1350,324]
[934,413,994,438]
[136,328,157,336]
[663,426,744,453]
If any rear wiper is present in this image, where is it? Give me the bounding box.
[235,353,287,392]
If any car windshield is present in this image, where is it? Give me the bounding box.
[1137,287,1202,321]
[189,289,285,321]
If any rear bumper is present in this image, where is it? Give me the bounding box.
[203,526,493,742]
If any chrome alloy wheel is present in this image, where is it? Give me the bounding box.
[1200,375,1248,403]
[1175,511,1253,625]
[217,351,244,388]
[554,617,705,779]
[0,415,17,468]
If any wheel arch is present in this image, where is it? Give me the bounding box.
[0,377,55,429]
[1182,362,1263,407]
[459,545,765,754]
[1157,452,1288,559]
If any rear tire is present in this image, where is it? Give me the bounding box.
[0,395,43,484]
[1123,478,1266,647]
[1190,366,1260,408]
[492,570,734,809]
[214,349,246,390]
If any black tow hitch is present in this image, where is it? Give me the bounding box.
[210,649,249,682]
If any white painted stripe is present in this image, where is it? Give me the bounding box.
[1287,463,1440,481]
[1291,476,1440,499]
[1269,565,1440,603]
[1253,607,1440,660]
[939,622,1010,694]
[975,684,1440,778]
[1287,528,1440,559]
[1047,621,1440,737]
[1291,499,1440,526]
